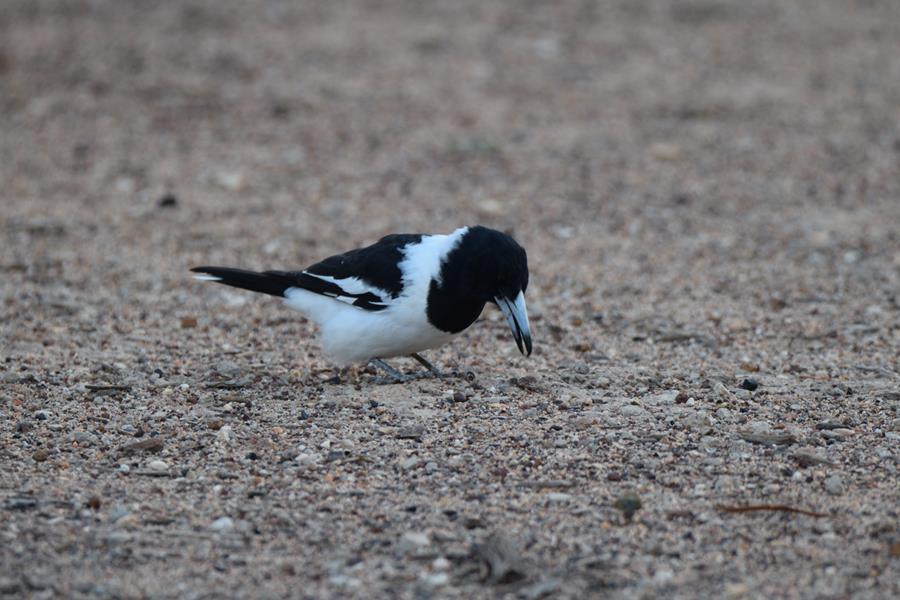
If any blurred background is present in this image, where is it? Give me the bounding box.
[1,1,898,598]
[3,1,898,284]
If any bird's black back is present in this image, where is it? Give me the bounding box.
[303,233,423,298]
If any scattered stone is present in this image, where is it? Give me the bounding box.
[792,448,833,467]
[33,410,50,421]
[817,419,851,430]
[4,495,38,510]
[396,425,425,440]
[681,411,712,432]
[213,170,244,191]
[474,532,527,584]
[420,572,449,589]
[432,557,451,571]
[158,194,178,208]
[210,516,235,532]
[738,423,796,446]
[147,460,169,473]
[217,425,233,444]
[650,142,682,161]
[824,475,844,495]
[180,316,197,329]
[32,448,51,462]
[546,492,572,503]
[619,404,650,419]
[740,378,759,391]
[118,438,164,456]
[214,361,243,379]
[614,491,642,521]
[821,428,854,441]
[0,577,21,594]
[105,531,133,545]
[645,390,680,405]
[70,431,97,446]
[108,505,130,523]
[401,457,421,470]
[294,453,320,468]
[398,531,430,554]
[713,382,734,402]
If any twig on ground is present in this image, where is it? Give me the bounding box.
[716,504,827,518]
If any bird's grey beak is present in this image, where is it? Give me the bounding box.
[495,291,532,357]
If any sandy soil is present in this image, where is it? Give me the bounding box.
[1,1,899,598]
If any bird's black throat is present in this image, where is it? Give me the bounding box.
[425,279,486,334]
[425,225,528,334]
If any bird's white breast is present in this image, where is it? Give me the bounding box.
[283,227,468,364]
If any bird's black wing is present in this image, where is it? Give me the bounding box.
[278,233,424,311]
[193,234,425,312]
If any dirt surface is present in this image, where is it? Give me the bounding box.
[2,1,899,598]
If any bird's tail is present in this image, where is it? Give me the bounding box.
[191,266,296,297]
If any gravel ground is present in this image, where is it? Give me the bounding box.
[2,1,899,598]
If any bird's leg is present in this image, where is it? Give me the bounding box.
[370,358,409,383]
[410,353,445,378]
[323,366,348,385]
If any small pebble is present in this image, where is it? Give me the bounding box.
[740,378,759,391]
[397,425,425,440]
[108,505,130,523]
[158,194,178,208]
[32,448,51,462]
[147,460,168,473]
[210,516,235,532]
[294,453,320,467]
[614,491,642,521]
[420,572,449,588]
[71,431,96,446]
[619,404,650,419]
[398,531,430,554]
[713,382,734,402]
[217,425,233,444]
[821,428,853,441]
[546,492,572,503]
[824,475,844,495]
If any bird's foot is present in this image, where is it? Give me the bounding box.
[409,354,476,382]
[409,353,447,378]
[369,359,411,384]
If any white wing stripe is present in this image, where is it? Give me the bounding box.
[301,272,392,306]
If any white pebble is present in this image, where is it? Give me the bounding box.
[217,425,233,444]
[398,531,430,553]
[210,516,234,532]
[147,460,168,472]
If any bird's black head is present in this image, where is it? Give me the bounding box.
[428,226,532,356]
[457,226,529,302]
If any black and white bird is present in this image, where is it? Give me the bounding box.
[191,226,532,379]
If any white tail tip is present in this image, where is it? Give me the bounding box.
[193,274,222,281]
